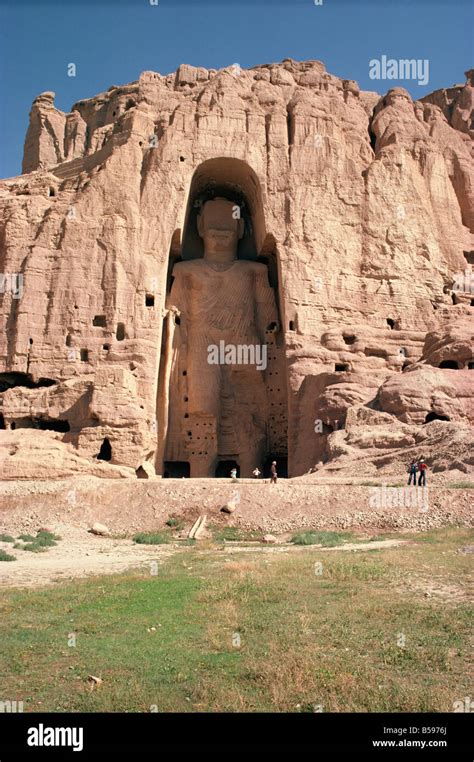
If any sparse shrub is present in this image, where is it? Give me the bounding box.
[0,549,16,561]
[133,532,171,545]
[291,530,354,547]
[212,526,261,542]
[165,518,183,529]
[16,530,61,553]
[0,534,15,543]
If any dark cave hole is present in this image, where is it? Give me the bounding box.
[263,455,288,479]
[0,373,56,392]
[163,461,190,478]
[37,419,70,432]
[215,460,240,478]
[439,360,458,369]
[97,438,112,461]
[424,412,450,424]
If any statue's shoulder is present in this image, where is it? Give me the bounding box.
[172,258,202,275]
[241,260,269,275]
[237,259,267,272]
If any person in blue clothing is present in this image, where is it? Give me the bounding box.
[407,459,418,486]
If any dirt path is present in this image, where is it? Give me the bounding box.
[0,524,178,588]
[0,524,408,589]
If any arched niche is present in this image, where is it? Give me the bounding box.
[180,157,267,262]
[156,156,289,478]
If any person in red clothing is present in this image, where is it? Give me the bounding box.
[418,458,428,486]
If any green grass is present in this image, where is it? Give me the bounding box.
[14,530,61,554]
[0,534,15,543]
[212,525,261,543]
[447,482,474,489]
[0,527,472,712]
[133,532,171,545]
[165,518,183,529]
[0,549,16,561]
[291,530,355,547]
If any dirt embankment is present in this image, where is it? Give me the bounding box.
[0,477,471,537]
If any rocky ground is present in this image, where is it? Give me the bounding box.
[0,475,471,587]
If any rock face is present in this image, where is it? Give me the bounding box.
[0,59,472,479]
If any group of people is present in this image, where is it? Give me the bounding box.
[230,461,278,484]
[407,458,428,486]
[231,459,427,486]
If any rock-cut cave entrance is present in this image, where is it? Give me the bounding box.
[156,157,289,479]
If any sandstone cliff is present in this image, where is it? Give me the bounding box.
[0,60,472,479]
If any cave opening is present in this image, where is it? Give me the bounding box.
[0,373,56,392]
[97,437,112,461]
[163,461,190,478]
[5,417,70,432]
[439,360,458,369]
[263,454,288,479]
[424,412,450,424]
[215,460,239,478]
[37,419,70,432]
[0,413,5,429]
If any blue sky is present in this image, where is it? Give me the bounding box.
[0,0,472,178]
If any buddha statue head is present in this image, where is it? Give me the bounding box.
[197,197,245,265]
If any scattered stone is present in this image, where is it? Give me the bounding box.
[221,502,237,514]
[88,523,111,537]
[262,534,277,544]
[87,675,103,688]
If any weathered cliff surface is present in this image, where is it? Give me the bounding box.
[0,60,472,479]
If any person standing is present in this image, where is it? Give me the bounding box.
[418,458,427,486]
[230,467,238,482]
[407,459,418,486]
[270,461,278,484]
[252,467,261,479]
